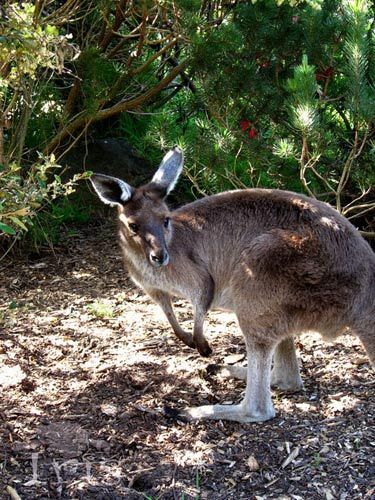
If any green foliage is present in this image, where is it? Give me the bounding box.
[0,2,83,249]
[342,0,374,123]
[0,2,71,89]
[122,0,374,229]
[0,157,91,242]
[1,0,374,250]
[78,47,119,113]
[312,453,322,468]
[87,301,115,319]
[26,195,93,248]
[287,55,319,136]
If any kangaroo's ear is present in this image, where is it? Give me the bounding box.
[90,174,134,207]
[151,146,184,196]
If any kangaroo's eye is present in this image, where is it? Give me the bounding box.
[164,217,170,228]
[128,222,139,233]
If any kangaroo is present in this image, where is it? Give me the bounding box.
[90,147,374,423]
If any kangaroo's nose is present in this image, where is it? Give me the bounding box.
[150,251,169,266]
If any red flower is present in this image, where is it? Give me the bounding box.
[316,66,335,82]
[248,127,258,139]
[240,119,251,132]
[256,58,270,68]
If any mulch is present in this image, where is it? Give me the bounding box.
[0,223,374,499]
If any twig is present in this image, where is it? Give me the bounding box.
[360,230,375,239]
[171,464,178,500]
[343,187,372,212]
[347,204,375,220]
[130,403,161,417]
[52,460,63,497]
[343,201,375,216]
[45,60,188,154]
[184,168,209,198]
[299,137,315,198]
[6,486,22,500]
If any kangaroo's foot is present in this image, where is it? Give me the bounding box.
[165,401,275,423]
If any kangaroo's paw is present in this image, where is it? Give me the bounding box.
[196,339,212,357]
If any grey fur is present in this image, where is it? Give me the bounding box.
[91,149,375,423]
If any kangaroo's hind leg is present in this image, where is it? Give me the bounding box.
[208,337,303,392]
[355,323,375,368]
[175,320,277,423]
[271,337,303,391]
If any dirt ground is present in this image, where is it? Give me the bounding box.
[1,223,374,500]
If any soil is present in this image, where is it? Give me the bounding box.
[0,222,374,500]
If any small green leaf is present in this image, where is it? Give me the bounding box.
[9,216,28,231]
[0,222,16,235]
[46,25,58,36]
[9,301,17,310]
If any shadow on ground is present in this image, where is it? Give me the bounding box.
[1,224,374,499]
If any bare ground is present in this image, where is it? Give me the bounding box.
[0,223,374,500]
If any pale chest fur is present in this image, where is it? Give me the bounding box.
[120,242,192,300]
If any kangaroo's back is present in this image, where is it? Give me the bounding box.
[173,188,373,285]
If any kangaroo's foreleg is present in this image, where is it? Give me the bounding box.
[191,276,214,357]
[192,305,212,357]
[148,290,196,349]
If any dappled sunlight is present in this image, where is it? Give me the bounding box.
[319,216,340,230]
[0,363,26,388]
[173,448,214,467]
[1,226,374,499]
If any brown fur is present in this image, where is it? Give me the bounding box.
[91,151,374,423]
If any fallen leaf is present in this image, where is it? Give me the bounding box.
[247,455,260,471]
[100,403,118,416]
[282,446,300,469]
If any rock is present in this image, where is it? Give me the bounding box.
[61,138,152,186]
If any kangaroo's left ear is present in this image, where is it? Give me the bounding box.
[151,146,184,196]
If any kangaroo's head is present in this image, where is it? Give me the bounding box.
[90,147,183,268]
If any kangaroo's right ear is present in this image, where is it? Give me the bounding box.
[90,174,134,207]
